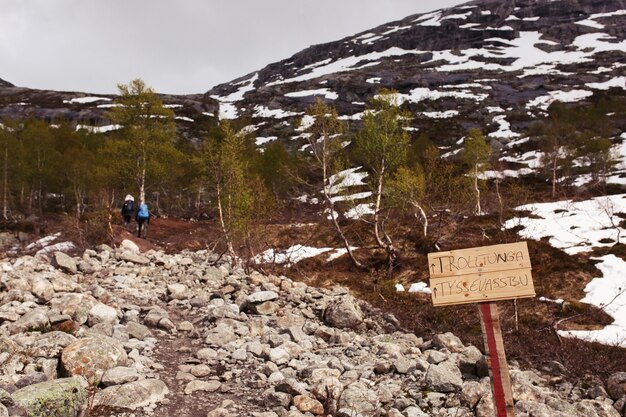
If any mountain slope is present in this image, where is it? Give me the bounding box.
[209,0,626,150]
[0,84,219,140]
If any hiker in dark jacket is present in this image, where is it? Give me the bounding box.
[135,202,151,239]
[121,194,135,229]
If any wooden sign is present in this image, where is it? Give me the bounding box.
[427,242,535,417]
[428,242,535,306]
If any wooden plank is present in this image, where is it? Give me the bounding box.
[479,302,516,417]
[431,267,535,306]
[428,242,531,279]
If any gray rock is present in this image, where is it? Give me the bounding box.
[338,382,378,415]
[269,347,291,365]
[15,372,47,389]
[189,364,211,377]
[49,293,97,325]
[205,322,237,346]
[607,372,626,400]
[101,366,141,386]
[404,406,429,417]
[246,291,279,304]
[432,332,464,353]
[275,378,308,396]
[426,349,448,364]
[323,295,363,329]
[120,239,140,253]
[30,277,54,302]
[49,275,78,292]
[51,252,77,274]
[196,347,218,360]
[461,380,487,409]
[34,331,77,356]
[61,334,128,384]
[11,377,86,417]
[206,407,232,417]
[87,303,118,326]
[184,380,221,395]
[10,309,49,334]
[144,307,169,327]
[167,283,188,300]
[126,321,152,340]
[119,251,150,265]
[94,379,168,410]
[425,360,463,393]
[575,399,622,417]
[253,301,278,315]
[293,394,324,415]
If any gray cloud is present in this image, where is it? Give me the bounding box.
[0,0,464,94]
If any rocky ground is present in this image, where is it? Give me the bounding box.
[0,238,625,417]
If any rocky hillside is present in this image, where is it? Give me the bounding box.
[208,0,626,151]
[0,83,219,141]
[0,240,624,417]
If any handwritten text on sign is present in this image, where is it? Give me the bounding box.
[427,242,535,306]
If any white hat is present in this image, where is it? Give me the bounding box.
[125,194,134,201]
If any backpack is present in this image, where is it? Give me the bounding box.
[122,200,134,214]
[137,203,150,219]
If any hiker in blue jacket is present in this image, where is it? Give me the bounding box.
[135,202,151,239]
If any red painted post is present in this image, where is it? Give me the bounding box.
[479,302,516,417]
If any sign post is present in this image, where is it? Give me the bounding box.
[427,242,535,417]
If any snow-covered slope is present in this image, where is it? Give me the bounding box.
[208,0,626,152]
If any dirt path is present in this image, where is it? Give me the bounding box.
[150,308,215,417]
[144,305,266,417]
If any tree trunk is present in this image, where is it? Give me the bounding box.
[322,180,364,268]
[372,164,397,276]
[216,181,235,258]
[2,141,7,220]
[474,163,482,215]
[412,202,428,237]
[495,178,503,226]
[552,156,557,198]
[317,131,364,269]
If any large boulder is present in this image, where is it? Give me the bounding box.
[10,309,49,334]
[11,377,86,417]
[338,382,379,415]
[120,239,140,253]
[30,276,55,302]
[93,379,168,411]
[425,360,463,393]
[61,335,127,384]
[49,293,98,325]
[607,372,626,400]
[51,252,77,274]
[87,303,118,326]
[323,295,364,329]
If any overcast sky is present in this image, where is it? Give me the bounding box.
[1,0,464,95]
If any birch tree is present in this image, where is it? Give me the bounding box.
[460,128,491,216]
[387,165,428,236]
[354,90,409,274]
[304,98,364,268]
[0,120,18,220]
[204,122,269,259]
[106,79,178,204]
